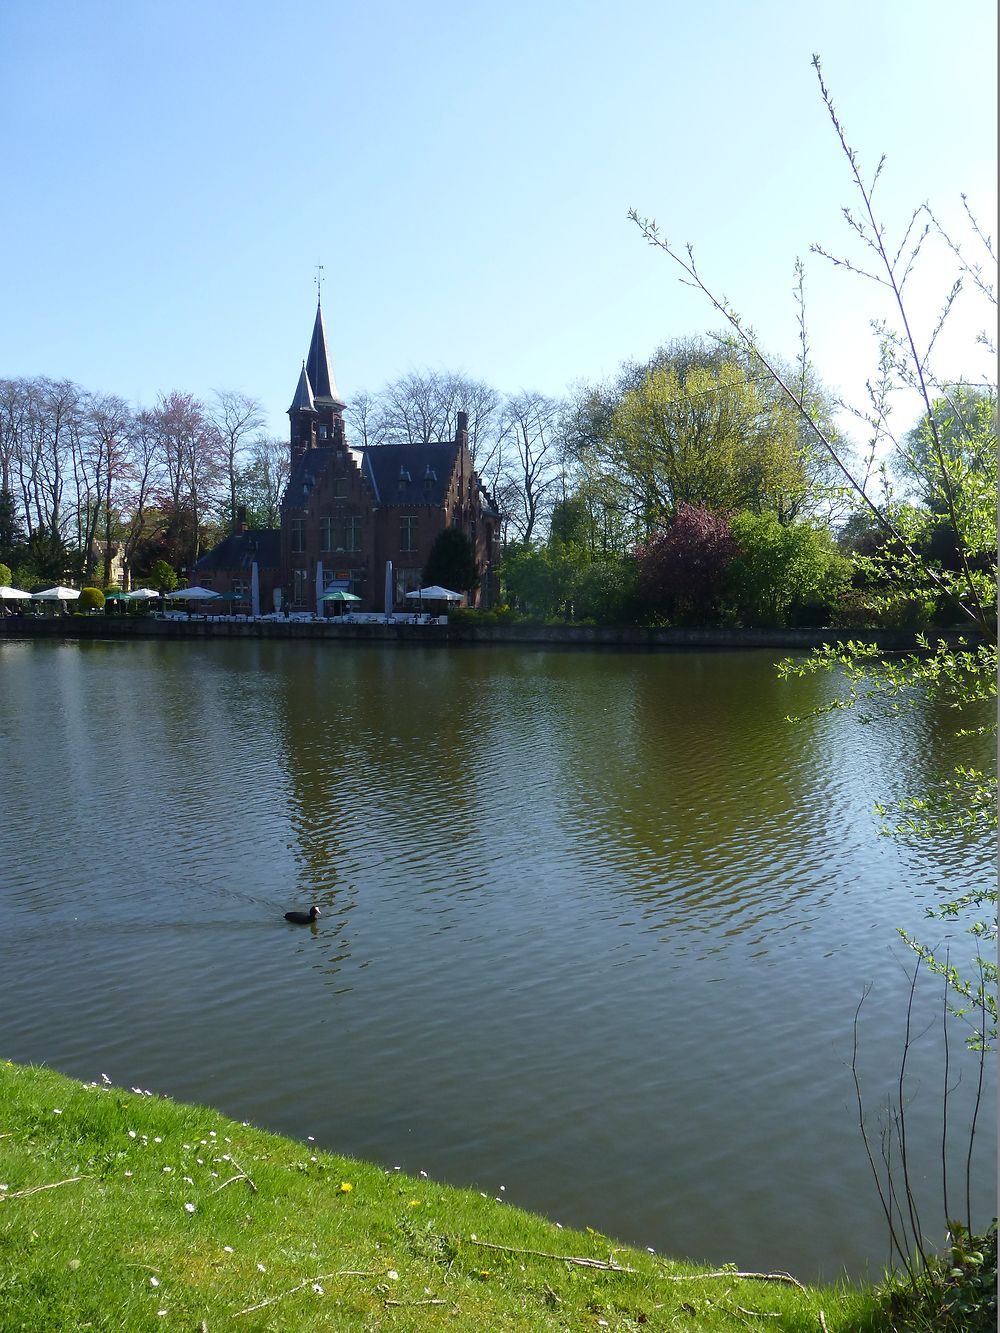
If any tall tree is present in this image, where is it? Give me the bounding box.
[210,389,265,533]
[609,357,806,532]
[497,391,562,544]
[150,392,224,570]
[234,435,290,528]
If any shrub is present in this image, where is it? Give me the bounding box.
[727,512,850,626]
[635,505,736,623]
[78,587,105,613]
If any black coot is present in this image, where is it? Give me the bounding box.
[284,905,321,924]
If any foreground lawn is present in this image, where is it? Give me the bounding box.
[0,1061,889,1331]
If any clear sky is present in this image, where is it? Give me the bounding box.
[2,0,995,442]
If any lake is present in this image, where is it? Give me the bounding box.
[0,636,994,1282]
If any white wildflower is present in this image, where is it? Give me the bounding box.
[184,1202,196,1213]
[387,1270,399,1281]
[149,1276,160,1287]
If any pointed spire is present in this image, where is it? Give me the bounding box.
[306,298,345,406]
[288,361,316,414]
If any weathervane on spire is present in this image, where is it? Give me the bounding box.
[314,263,325,301]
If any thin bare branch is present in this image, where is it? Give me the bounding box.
[0,1176,88,1200]
[232,1270,377,1317]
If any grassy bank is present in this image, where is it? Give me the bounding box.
[0,1062,889,1331]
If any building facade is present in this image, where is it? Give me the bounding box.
[196,302,499,612]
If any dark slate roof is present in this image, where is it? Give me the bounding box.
[363,442,459,507]
[283,442,460,509]
[288,362,316,415]
[286,446,336,506]
[306,300,345,406]
[195,529,281,572]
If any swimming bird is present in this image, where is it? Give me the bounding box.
[284,905,321,924]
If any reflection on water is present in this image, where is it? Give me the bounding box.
[0,638,993,1281]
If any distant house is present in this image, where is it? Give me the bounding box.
[195,302,499,612]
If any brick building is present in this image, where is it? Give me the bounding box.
[196,301,500,612]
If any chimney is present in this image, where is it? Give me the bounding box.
[237,505,248,534]
[456,410,469,448]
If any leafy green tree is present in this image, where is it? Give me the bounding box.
[149,559,179,593]
[422,527,477,593]
[567,556,640,623]
[608,355,814,538]
[500,543,566,618]
[898,385,996,510]
[726,512,851,626]
[0,562,11,587]
[0,488,25,564]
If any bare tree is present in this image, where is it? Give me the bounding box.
[12,377,83,543]
[497,391,563,544]
[236,435,290,528]
[150,392,225,569]
[345,389,388,449]
[210,389,265,532]
[83,393,133,583]
[120,408,164,582]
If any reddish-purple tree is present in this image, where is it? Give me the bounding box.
[635,504,737,621]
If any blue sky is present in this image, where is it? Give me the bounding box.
[2,0,995,440]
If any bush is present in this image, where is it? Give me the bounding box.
[78,587,105,613]
[727,512,850,626]
[635,505,737,623]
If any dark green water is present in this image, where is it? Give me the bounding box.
[0,638,993,1281]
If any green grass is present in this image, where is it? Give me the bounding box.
[0,1061,893,1331]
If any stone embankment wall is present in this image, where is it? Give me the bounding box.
[0,615,969,652]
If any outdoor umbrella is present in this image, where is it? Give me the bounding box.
[125,589,162,599]
[0,586,31,599]
[164,587,221,600]
[103,591,128,600]
[320,590,361,602]
[404,586,463,602]
[32,586,81,601]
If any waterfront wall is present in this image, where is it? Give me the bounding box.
[0,614,973,652]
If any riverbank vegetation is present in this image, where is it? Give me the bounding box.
[624,51,997,1330]
[0,1061,912,1332]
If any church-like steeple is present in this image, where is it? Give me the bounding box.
[305,298,345,407]
[288,361,316,415]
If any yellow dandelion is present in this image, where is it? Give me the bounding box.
[339,1182,353,1193]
